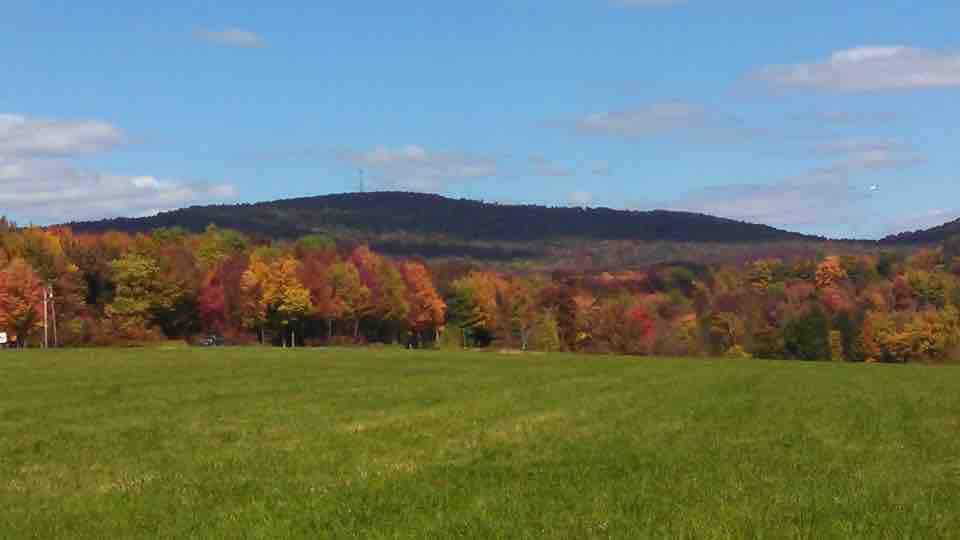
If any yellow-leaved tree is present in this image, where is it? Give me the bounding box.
[242,253,312,346]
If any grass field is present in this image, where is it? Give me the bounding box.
[2,348,960,539]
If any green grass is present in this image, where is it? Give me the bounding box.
[2,348,960,539]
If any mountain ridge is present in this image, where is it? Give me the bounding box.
[879,217,960,245]
[67,191,823,244]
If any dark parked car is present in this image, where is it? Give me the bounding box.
[198,335,225,347]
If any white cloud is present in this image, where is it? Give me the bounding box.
[0,157,235,224]
[752,46,960,92]
[575,102,706,138]
[0,113,235,224]
[195,28,265,49]
[530,154,573,177]
[338,145,498,191]
[571,102,752,142]
[567,191,594,207]
[812,111,897,126]
[0,114,125,157]
[812,138,925,173]
[663,139,926,235]
[667,176,865,230]
[814,139,902,155]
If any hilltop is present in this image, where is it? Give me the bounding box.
[68,191,818,242]
[881,216,960,245]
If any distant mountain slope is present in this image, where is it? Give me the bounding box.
[67,192,820,244]
[881,217,960,244]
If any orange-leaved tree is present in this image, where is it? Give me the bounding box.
[400,261,445,347]
[0,258,45,346]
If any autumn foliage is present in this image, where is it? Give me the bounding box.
[0,258,45,344]
[0,222,445,348]
[6,215,960,362]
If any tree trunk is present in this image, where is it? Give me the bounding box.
[354,319,360,339]
[327,319,333,340]
[291,328,296,348]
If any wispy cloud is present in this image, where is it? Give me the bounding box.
[1,157,235,225]
[882,208,960,236]
[574,102,705,138]
[567,190,594,207]
[195,28,266,49]
[666,175,866,231]
[0,114,125,157]
[613,0,686,7]
[661,138,926,236]
[530,154,573,177]
[569,102,754,143]
[751,46,960,92]
[811,138,925,173]
[811,111,898,126]
[337,145,499,192]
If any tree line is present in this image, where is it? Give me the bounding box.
[3,217,960,362]
[0,221,443,348]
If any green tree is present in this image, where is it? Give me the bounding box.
[834,311,864,362]
[376,261,409,342]
[330,261,370,338]
[531,308,562,352]
[107,253,180,338]
[195,224,248,269]
[783,306,830,361]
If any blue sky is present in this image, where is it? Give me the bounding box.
[2,1,960,238]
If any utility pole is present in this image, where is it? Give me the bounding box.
[49,285,57,348]
[42,286,48,349]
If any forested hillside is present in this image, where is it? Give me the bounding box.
[68,192,819,244]
[882,216,960,245]
[64,192,862,267]
[4,218,960,363]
